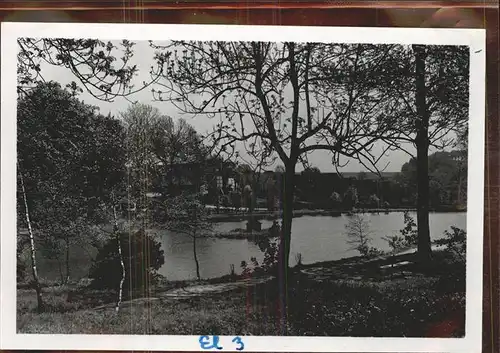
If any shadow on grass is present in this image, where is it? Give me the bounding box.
[287,252,465,337]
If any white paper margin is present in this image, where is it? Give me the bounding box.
[0,22,486,352]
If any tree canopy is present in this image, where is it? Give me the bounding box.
[17,38,153,101]
[150,41,405,172]
[17,81,128,289]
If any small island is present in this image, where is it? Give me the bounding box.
[212,220,281,240]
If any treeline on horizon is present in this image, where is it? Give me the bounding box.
[198,150,467,212]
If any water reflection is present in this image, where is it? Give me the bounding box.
[157,212,466,281]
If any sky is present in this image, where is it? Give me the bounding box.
[36,40,418,173]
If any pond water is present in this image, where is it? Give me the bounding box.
[157,211,466,281]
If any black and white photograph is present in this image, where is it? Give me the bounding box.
[1,23,485,352]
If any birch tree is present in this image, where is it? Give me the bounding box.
[18,171,44,312]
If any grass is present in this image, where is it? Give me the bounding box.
[18,285,283,335]
[17,250,465,337]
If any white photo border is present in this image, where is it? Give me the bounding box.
[1,22,486,353]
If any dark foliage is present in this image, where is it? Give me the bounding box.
[289,269,465,337]
[89,229,165,291]
[399,151,468,209]
[435,226,466,263]
[241,223,281,276]
[17,253,27,283]
[399,211,418,246]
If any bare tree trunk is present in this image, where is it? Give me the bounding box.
[193,233,201,281]
[113,204,126,312]
[278,164,295,334]
[19,171,44,312]
[414,45,432,260]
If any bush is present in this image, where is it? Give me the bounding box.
[89,229,165,291]
[400,211,418,246]
[435,226,466,262]
[383,234,407,255]
[242,235,280,276]
[366,246,385,258]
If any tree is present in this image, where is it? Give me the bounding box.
[330,191,342,209]
[300,166,321,203]
[368,194,381,208]
[120,103,165,226]
[150,41,403,316]
[17,81,127,310]
[18,81,127,269]
[152,116,207,193]
[400,211,418,246]
[237,164,255,210]
[454,127,468,208]
[18,38,151,101]
[344,214,373,257]
[16,38,152,312]
[18,171,44,312]
[158,193,213,280]
[435,226,466,263]
[378,45,469,259]
[236,162,268,217]
[382,233,407,277]
[343,186,359,210]
[400,151,467,208]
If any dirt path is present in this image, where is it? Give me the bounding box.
[158,276,273,298]
[93,276,273,310]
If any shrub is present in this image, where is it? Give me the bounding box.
[368,194,380,208]
[435,226,466,262]
[383,234,407,255]
[89,229,165,291]
[400,211,418,246]
[366,247,385,258]
[242,237,280,276]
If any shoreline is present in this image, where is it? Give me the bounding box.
[17,243,444,292]
[207,207,466,222]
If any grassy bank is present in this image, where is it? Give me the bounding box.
[17,250,465,337]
